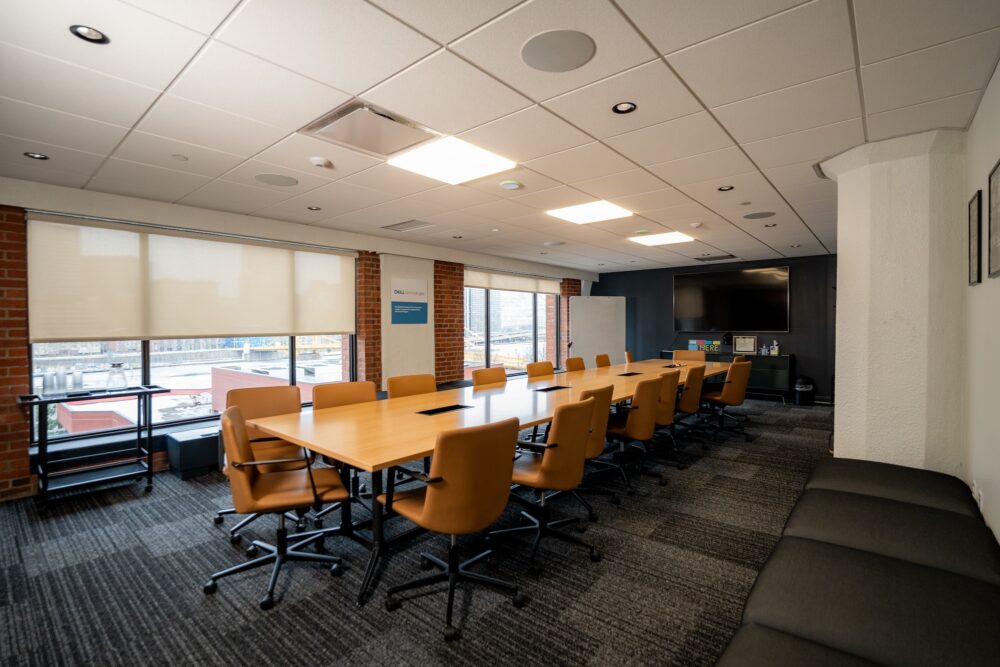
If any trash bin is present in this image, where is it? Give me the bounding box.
[794,376,815,406]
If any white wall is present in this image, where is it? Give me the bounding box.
[965,60,1000,535]
[380,254,435,390]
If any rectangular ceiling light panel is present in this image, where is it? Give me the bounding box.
[546,200,633,224]
[387,136,516,185]
[628,231,694,245]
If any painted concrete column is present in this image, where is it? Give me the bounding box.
[821,129,967,476]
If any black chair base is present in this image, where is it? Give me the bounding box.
[385,537,527,641]
[491,498,603,574]
[213,507,311,542]
[706,405,755,443]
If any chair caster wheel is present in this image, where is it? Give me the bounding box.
[202,581,217,595]
[145,485,153,493]
[330,563,343,577]
[313,519,324,529]
[314,539,326,554]
[512,592,529,608]
[444,626,461,642]
[610,495,621,506]
[419,556,434,571]
[385,596,401,611]
[246,545,259,558]
[295,521,307,532]
[230,533,243,546]
[259,596,274,611]
[590,550,603,563]
[213,515,224,525]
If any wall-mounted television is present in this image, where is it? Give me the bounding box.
[673,267,789,332]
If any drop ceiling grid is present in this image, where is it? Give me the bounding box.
[1,0,998,271]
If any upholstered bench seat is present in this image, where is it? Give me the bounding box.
[716,624,880,667]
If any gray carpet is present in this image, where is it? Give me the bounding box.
[0,400,832,666]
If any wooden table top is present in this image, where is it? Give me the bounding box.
[248,358,730,473]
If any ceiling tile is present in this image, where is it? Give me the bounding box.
[733,246,784,261]
[0,96,128,155]
[219,160,329,195]
[264,180,396,218]
[861,29,1000,113]
[326,195,446,230]
[461,199,538,220]
[171,41,350,130]
[762,160,827,191]
[604,112,733,165]
[253,133,381,180]
[677,170,787,217]
[458,106,590,163]
[590,216,669,237]
[364,51,531,134]
[666,0,854,107]
[137,95,289,157]
[513,186,596,210]
[612,187,690,212]
[121,0,242,34]
[617,0,808,55]
[0,43,159,127]
[340,162,440,196]
[0,134,105,176]
[572,169,666,199]
[0,0,205,89]
[741,118,864,168]
[217,0,436,95]
[642,201,715,224]
[112,131,243,177]
[178,180,291,214]
[543,60,701,138]
[524,142,635,183]
[0,158,93,188]
[412,185,499,209]
[464,167,560,199]
[866,91,982,141]
[451,0,655,101]
[853,0,1000,64]
[647,146,756,186]
[368,0,522,44]
[713,70,861,143]
[783,180,837,209]
[86,158,211,202]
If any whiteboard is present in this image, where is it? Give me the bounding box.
[569,296,627,366]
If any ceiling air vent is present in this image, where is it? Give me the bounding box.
[695,254,737,262]
[382,219,433,232]
[304,102,435,157]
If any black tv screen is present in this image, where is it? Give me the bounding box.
[673,267,789,332]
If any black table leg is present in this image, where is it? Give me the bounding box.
[357,469,384,606]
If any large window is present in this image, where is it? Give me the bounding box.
[464,287,559,378]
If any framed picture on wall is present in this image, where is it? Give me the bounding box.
[990,158,1000,278]
[969,190,982,285]
[733,335,757,354]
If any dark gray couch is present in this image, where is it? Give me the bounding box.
[717,458,1000,666]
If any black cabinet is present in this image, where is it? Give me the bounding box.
[661,351,795,400]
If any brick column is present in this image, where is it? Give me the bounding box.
[433,260,464,383]
[560,278,581,364]
[0,206,32,501]
[355,251,381,390]
[544,294,557,365]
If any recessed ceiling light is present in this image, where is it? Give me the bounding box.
[740,201,752,206]
[491,228,501,232]
[689,221,704,229]
[23,152,48,160]
[701,253,712,257]
[764,223,778,228]
[717,185,734,192]
[171,154,189,162]
[634,229,649,235]
[612,102,637,114]
[540,251,549,255]
[452,235,464,239]
[255,173,299,187]
[499,179,523,190]
[522,30,596,72]
[744,211,776,219]
[69,25,109,44]
[790,243,801,248]
[543,240,565,247]
[307,206,322,211]
[547,200,632,224]
[387,137,515,185]
[628,231,695,246]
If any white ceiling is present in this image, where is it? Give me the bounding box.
[2,0,999,274]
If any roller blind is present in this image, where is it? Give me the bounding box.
[27,219,355,342]
[464,269,560,294]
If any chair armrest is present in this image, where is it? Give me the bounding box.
[516,440,558,454]
[394,466,442,484]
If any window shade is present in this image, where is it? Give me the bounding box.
[464,269,560,294]
[28,219,355,342]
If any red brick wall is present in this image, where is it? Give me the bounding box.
[544,293,558,366]
[434,260,464,383]
[355,251,381,389]
[0,206,32,500]
[560,278,582,365]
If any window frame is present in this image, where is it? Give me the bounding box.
[468,288,560,377]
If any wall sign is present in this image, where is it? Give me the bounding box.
[689,339,721,352]
[390,278,428,324]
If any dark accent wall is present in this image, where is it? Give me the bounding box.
[591,255,837,402]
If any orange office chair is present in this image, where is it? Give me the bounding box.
[732,355,747,363]
[649,370,686,473]
[491,397,601,572]
[214,386,308,541]
[526,361,554,378]
[387,374,436,398]
[672,364,711,446]
[703,361,753,442]
[603,376,663,492]
[673,350,706,362]
[203,406,348,610]
[382,418,527,640]
[565,356,585,372]
[625,351,634,363]
[595,354,611,367]
[571,384,619,515]
[472,367,507,387]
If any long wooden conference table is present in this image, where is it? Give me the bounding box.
[249,358,730,604]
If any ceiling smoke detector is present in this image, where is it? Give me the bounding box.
[309,156,333,168]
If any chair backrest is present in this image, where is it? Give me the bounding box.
[226,386,301,442]
[732,355,747,363]
[537,397,596,490]
[387,374,436,398]
[625,351,634,363]
[654,369,681,426]
[677,364,706,414]
[313,381,376,410]
[622,376,662,441]
[220,406,260,514]
[526,360,554,378]
[472,367,507,387]
[419,418,520,535]
[565,356,585,372]
[595,354,611,367]
[674,350,706,362]
[580,384,614,459]
[718,361,752,406]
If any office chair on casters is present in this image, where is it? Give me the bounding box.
[601,376,663,493]
[203,407,348,610]
[383,418,527,641]
[703,361,753,442]
[526,361,554,378]
[565,356,585,372]
[570,384,618,516]
[472,367,507,387]
[673,350,706,362]
[649,370,683,474]
[595,354,611,367]
[387,374,437,398]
